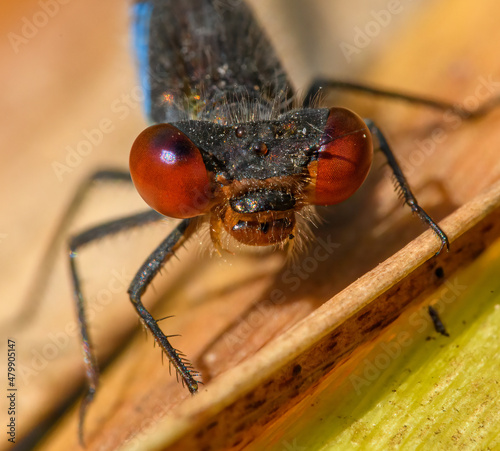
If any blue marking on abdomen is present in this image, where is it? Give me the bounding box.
[132,1,153,121]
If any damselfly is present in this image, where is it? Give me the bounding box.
[24,0,500,445]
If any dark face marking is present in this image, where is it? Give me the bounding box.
[229,189,296,214]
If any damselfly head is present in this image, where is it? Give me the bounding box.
[129,107,373,253]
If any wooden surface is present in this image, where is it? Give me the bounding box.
[1,0,500,450]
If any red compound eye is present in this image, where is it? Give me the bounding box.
[309,107,373,205]
[130,124,212,218]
